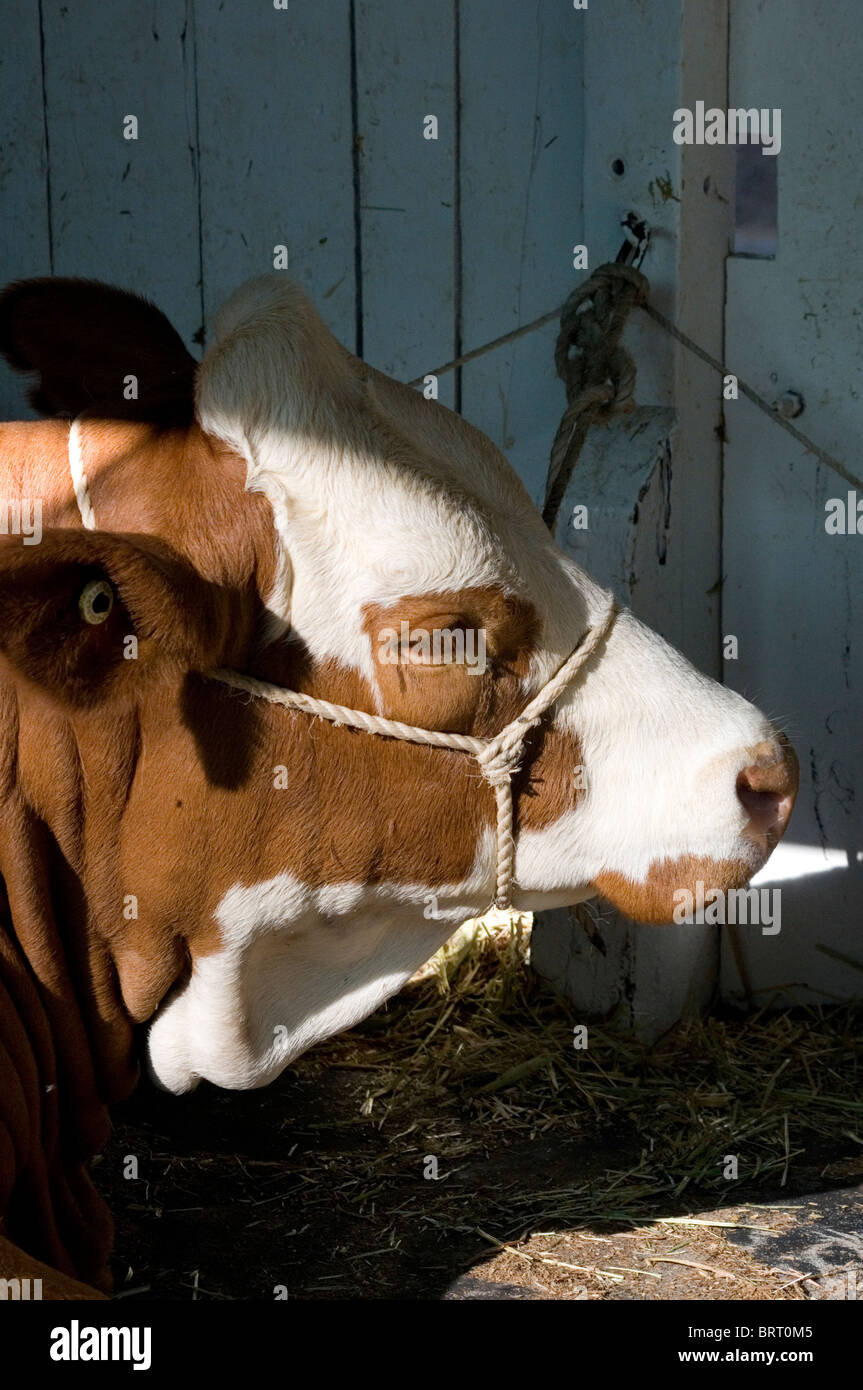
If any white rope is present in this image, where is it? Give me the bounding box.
[67,417,617,912]
[211,597,617,911]
[68,418,97,530]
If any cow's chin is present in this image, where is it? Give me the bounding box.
[593,849,766,926]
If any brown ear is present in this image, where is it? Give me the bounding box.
[0,530,249,708]
[0,278,197,423]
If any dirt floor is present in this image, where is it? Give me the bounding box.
[95,921,863,1301]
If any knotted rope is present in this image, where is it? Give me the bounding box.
[542,262,648,531]
[210,597,615,911]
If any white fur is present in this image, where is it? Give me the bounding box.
[146,843,494,1093]
[514,614,774,896]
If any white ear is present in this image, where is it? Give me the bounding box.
[195,275,360,478]
[195,276,362,633]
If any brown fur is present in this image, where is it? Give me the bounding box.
[595,856,757,926]
[0,278,196,422]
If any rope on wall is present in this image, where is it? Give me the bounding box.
[542,264,648,530]
[407,264,863,499]
[640,298,863,492]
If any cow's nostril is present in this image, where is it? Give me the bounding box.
[737,780,791,832]
[736,740,798,846]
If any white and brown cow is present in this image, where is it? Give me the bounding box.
[0,276,797,1297]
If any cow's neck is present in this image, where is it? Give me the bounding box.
[0,679,137,1289]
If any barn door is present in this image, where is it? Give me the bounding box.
[721,0,863,1004]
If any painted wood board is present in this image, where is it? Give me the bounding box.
[0,3,52,417]
[457,0,585,502]
[353,0,455,406]
[39,0,202,349]
[194,0,356,350]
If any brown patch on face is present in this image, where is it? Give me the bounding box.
[116,675,491,963]
[595,853,760,925]
[175,587,586,898]
[362,588,540,733]
[515,725,585,833]
[363,590,585,832]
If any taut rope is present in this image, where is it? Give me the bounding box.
[412,257,863,496]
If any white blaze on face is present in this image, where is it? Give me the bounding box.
[196,276,589,684]
[515,607,779,903]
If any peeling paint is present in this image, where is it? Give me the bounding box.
[656,437,672,566]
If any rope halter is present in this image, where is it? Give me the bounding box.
[66,416,617,914]
[210,597,617,913]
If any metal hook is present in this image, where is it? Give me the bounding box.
[616,213,650,268]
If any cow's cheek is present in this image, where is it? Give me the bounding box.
[593,853,759,925]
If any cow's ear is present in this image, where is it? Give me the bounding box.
[0,278,197,423]
[0,531,246,708]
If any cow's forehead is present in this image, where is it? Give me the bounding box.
[195,275,599,658]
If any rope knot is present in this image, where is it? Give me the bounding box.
[475,720,540,788]
[475,749,520,788]
[543,262,648,529]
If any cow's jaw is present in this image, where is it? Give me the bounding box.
[144,600,796,1095]
[146,844,494,1093]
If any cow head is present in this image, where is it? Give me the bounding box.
[0,276,797,1101]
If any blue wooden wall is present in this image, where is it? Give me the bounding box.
[0,0,585,504]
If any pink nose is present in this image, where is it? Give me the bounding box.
[736,735,798,850]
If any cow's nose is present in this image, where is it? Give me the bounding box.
[736,735,798,849]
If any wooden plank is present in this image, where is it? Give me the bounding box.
[194,0,355,350]
[722,0,863,1005]
[458,0,585,502]
[39,0,202,349]
[353,0,455,405]
[0,3,51,417]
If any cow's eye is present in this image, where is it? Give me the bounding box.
[403,616,473,667]
[78,578,115,625]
